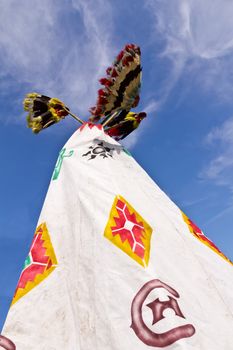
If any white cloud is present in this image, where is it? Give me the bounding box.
[188,1,233,59]
[147,0,233,59]
[200,117,233,192]
[0,0,115,118]
[206,118,233,144]
[143,100,159,114]
[146,0,233,102]
[204,204,233,225]
[146,0,233,196]
[0,1,61,84]
[0,0,153,148]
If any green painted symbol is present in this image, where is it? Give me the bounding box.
[23,255,31,269]
[52,147,74,180]
[123,148,132,156]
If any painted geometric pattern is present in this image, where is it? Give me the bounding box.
[12,223,58,305]
[79,122,102,132]
[182,212,232,266]
[104,195,153,267]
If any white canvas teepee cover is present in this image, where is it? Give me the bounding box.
[2,124,233,350]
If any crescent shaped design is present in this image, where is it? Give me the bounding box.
[0,335,16,350]
[131,279,195,347]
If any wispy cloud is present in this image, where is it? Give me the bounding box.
[147,0,233,59]
[145,0,233,103]
[0,0,115,119]
[204,204,233,225]
[182,196,210,208]
[200,117,233,193]
[143,100,159,114]
[144,0,233,216]
[206,118,233,144]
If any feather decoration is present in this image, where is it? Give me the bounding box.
[104,112,146,141]
[23,93,69,133]
[89,44,142,123]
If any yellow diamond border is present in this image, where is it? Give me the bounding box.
[104,195,153,267]
[182,212,232,266]
[12,223,58,305]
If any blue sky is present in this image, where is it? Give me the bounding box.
[1,0,233,330]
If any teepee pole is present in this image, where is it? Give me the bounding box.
[64,107,84,125]
[102,111,119,127]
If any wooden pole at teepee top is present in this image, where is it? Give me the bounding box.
[63,107,84,125]
[102,111,119,128]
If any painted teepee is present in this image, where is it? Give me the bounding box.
[2,124,233,350]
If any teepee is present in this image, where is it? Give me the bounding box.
[1,123,233,350]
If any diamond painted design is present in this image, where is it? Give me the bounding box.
[182,212,232,266]
[12,223,58,305]
[104,195,153,267]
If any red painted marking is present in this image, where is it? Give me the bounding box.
[79,122,103,132]
[117,199,125,210]
[18,264,46,289]
[15,229,54,292]
[31,234,49,264]
[0,335,16,350]
[188,219,222,253]
[111,199,145,259]
[46,258,52,270]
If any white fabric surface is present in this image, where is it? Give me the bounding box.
[2,124,233,350]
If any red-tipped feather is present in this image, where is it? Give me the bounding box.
[116,50,124,62]
[122,55,134,66]
[98,89,108,97]
[136,112,146,121]
[94,106,103,115]
[97,96,108,105]
[89,106,96,114]
[89,43,142,121]
[99,78,113,87]
[111,68,118,78]
[106,66,112,75]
